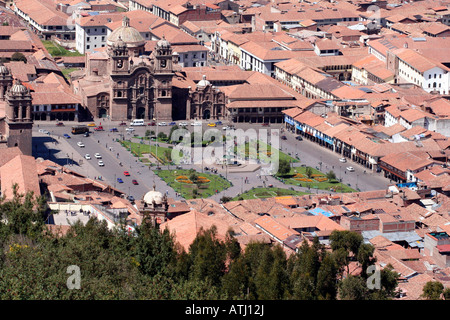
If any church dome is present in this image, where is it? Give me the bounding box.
[143,189,164,205]
[197,75,210,88]
[107,16,145,48]
[157,36,170,49]
[0,63,9,75]
[10,79,28,94]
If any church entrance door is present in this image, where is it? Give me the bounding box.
[203,109,211,120]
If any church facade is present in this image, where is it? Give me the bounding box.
[72,17,179,121]
[71,17,227,122]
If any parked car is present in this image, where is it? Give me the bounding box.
[295,136,303,141]
[119,122,127,126]
[126,127,135,132]
[158,122,167,126]
[262,123,270,127]
[87,123,96,127]
[346,166,355,172]
[207,123,216,127]
[191,122,202,126]
[94,153,102,159]
[168,121,176,126]
[63,133,71,139]
[84,154,91,160]
[117,178,123,183]
[123,171,130,176]
[147,122,156,126]
[215,121,223,125]
[84,132,90,137]
[281,135,287,140]
[94,126,104,131]
[98,160,104,166]
[179,122,188,127]
[110,127,118,132]
[56,122,64,127]
[77,142,85,147]
[132,179,138,185]
[339,158,347,163]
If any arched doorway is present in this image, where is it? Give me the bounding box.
[203,108,211,120]
[137,107,146,119]
[98,108,107,118]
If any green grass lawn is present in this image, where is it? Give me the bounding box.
[61,67,78,81]
[120,140,181,165]
[232,187,309,201]
[235,140,298,164]
[155,169,232,199]
[277,167,357,193]
[42,40,83,57]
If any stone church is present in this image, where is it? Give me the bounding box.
[0,63,33,156]
[72,17,179,121]
[71,16,226,122]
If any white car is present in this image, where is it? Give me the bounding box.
[191,122,202,126]
[179,122,188,127]
[94,153,102,159]
[84,154,91,160]
[98,160,104,166]
[125,127,135,132]
[346,166,355,172]
[158,122,167,126]
[339,158,347,163]
[77,142,85,148]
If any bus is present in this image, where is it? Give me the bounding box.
[72,125,89,134]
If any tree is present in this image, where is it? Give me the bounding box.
[422,281,444,300]
[187,226,229,288]
[326,170,337,181]
[443,287,450,300]
[330,230,373,278]
[130,221,177,278]
[11,52,27,63]
[338,275,369,300]
[277,158,291,176]
[157,131,168,141]
[305,166,313,179]
[169,125,180,142]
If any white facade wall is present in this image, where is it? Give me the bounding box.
[423,67,450,95]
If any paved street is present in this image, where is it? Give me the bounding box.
[32,119,392,202]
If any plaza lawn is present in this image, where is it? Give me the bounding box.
[42,41,83,57]
[155,169,231,199]
[235,140,298,164]
[233,187,309,200]
[120,140,182,165]
[277,167,357,193]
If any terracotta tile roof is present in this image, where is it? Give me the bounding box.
[394,48,450,73]
[0,155,40,200]
[380,151,435,172]
[160,209,235,252]
[254,215,298,241]
[14,0,69,26]
[399,108,428,123]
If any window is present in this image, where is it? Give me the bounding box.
[87,45,90,49]
[87,37,90,42]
